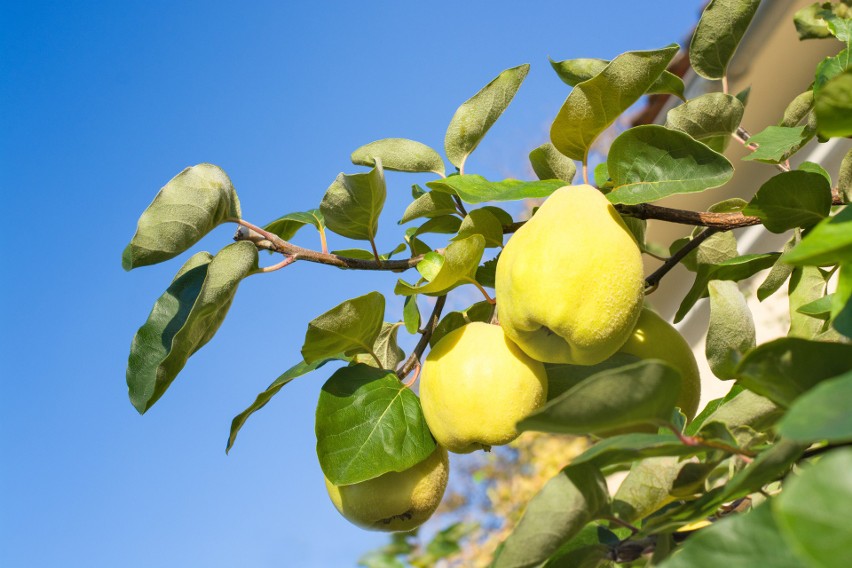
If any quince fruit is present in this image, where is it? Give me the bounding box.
[325,446,449,532]
[496,184,644,365]
[619,308,701,420]
[419,322,548,453]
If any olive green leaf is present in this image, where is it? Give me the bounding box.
[778,371,852,444]
[403,296,420,335]
[354,322,405,370]
[607,125,734,205]
[743,171,832,233]
[779,90,815,127]
[528,143,576,183]
[429,301,494,347]
[757,235,798,301]
[741,125,812,164]
[549,57,685,99]
[788,266,830,339]
[351,138,445,176]
[689,0,762,80]
[315,364,436,485]
[320,161,386,241]
[707,280,756,380]
[394,235,486,296]
[815,68,852,138]
[839,148,852,202]
[122,164,241,270]
[426,175,564,204]
[399,191,459,224]
[226,356,345,453]
[452,208,504,248]
[264,209,324,241]
[127,241,259,413]
[445,64,530,171]
[493,464,610,568]
[783,205,852,266]
[665,93,744,152]
[551,44,678,162]
[301,291,385,364]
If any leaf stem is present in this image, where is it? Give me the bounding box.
[368,236,382,265]
[453,195,468,217]
[259,256,296,273]
[397,295,446,380]
[319,226,329,255]
[582,161,589,185]
[721,75,729,95]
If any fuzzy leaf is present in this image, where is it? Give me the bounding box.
[689,0,762,80]
[320,162,386,241]
[427,175,564,204]
[301,291,385,364]
[351,138,445,175]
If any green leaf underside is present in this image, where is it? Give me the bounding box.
[354,322,405,370]
[549,57,685,99]
[551,44,679,162]
[742,125,811,164]
[783,205,852,266]
[452,208,504,248]
[815,68,852,138]
[395,235,485,296]
[675,253,780,322]
[778,371,852,443]
[775,449,852,567]
[742,170,831,233]
[689,0,761,80]
[264,209,324,241]
[796,293,834,317]
[445,64,530,170]
[757,235,797,301]
[399,191,459,224]
[665,93,744,152]
[734,337,852,406]
[519,360,682,435]
[493,464,609,568]
[351,138,445,175]
[320,162,386,241]
[301,291,385,364]
[227,356,344,453]
[545,353,641,401]
[706,280,756,380]
[127,241,259,413]
[122,163,241,270]
[607,125,734,205]
[529,143,577,183]
[315,364,436,486]
[426,176,564,204]
[569,433,706,470]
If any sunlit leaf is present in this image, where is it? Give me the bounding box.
[301,291,385,364]
[351,138,445,176]
[783,205,852,266]
[452,208,504,248]
[394,235,485,296]
[399,191,459,224]
[427,175,564,204]
[815,68,852,138]
[549,57,685,99]
[320,162,386,241]
[529,143,577,183]
[741,125,811,164]
[742,171,831,233]
[689,0,761,80]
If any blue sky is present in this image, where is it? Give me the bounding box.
[1,1,706,566]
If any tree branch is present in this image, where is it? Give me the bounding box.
[644,228,718,290]
[397,295,447,380]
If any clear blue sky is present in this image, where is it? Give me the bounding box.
[1,1,706,566]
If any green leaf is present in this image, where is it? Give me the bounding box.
[788,266,830,339]
[815,68,852,138]
[569,433,704,469]
[444,64,530,171]
[675,253,780,322]
[426,175,564,204]
[721,438,806,500]
[775,448,852,568]
[331,244,406,261]
[734,337,852,406]
[301,291,385,364]
[706,280,756,380]
[320,162,386,241]
[613,456,683,522]
[351,138,445,176]
[551,44,679,162]
[657,502,804,568]
[665,93,744,152]
[411,215,463,237]
[783,205,852,266]
[429,300,494,347]
[832,264,852,337]
[741,125,812,164]
[529,143,577,183]
[798,160,832,184]
[757,235,797,301]
[695,389,782,434]
[689,0,762,80]
[826,11,852,43]
[544,353,641,401]
[399,191,459,224]
[315,364,436,485]
[743,171,832,233]
[606,125,734,205]
[474,255,499,289]
[264,209,324,241]
[794,2,834,39]
[839,148,852,202]
[452,208,504,248]
[593,163,611,189]
[779,90,815,127]
[519,360,682,435]
[354,322,405,370]
[493,464,610,568]
[548,57,685,99]
[814,47,851,99]
[778,371,852,443]
[126,241,259,413]
[394,235,485,296]
[226,356,344,453]
[122,164,241,270]
[403,296,420,335]
[685,385,743,435]
[796,293,834,316]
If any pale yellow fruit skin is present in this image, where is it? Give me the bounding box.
[496,184,644,365]
[420,322,548,454]
[619,308,701,420]
[325,446,449,532]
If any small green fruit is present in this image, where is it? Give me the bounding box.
[496,185,644,365]
[420,322,548,453]
[325,446,449,532]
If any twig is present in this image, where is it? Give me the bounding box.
[453,195,468,217]
[397,295,447,380]
[644,228,718,290]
